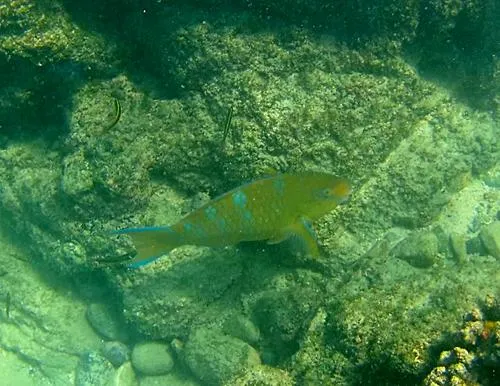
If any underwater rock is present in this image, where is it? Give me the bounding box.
[479,221,500,259]
[250,285,320,363]
[102,341,130,367]
[139,373,200,386]
[75,352,115,386]
[113,362,138,386]
[290,308,354,385]
[62,151,94,196]
[122,247,243,339]
[449,233,467,265]
[390,231,439,268]
[222,314,261,346]
[86,303,128,341]
[183,327,261,385]
[225,364,294,386]
[131,342,174,376]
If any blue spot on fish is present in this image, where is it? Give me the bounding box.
[232,190,247,208]
[243,210,253,222]
[273,177,285,195]
[184,222,205,237]
[216,217,227,231]
[204,206,217,220]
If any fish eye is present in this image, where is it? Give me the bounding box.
[314,188,333,200]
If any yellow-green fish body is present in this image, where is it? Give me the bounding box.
[116,172,351,268]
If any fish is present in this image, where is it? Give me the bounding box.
[115,172,351,268]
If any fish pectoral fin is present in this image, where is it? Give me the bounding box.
[288,217,320,258]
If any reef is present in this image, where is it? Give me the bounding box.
[0,0,498,384]
[424,295,500,386]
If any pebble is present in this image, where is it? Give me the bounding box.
[131,341,174,376]
[113,362,138,386]
[102,341,130,367]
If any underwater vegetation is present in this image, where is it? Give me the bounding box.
[0,0,498,385]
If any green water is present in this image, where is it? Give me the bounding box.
[0,1,498,385]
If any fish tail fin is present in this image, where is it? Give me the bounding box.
[113,226,179,268]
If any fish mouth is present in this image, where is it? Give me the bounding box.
[336,194,351,205]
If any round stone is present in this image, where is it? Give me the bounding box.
[131,342,174,376]
[102,341,130,367]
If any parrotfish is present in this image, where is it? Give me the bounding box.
[115,172,351,268]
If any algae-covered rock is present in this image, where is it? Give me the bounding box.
[251,288,320,362]
[121,247,242,339]
[131,342,174,376]
[480,221,500,259]
[423,349,478,386]
[183,328,261,385]
[291,308,354,385]
[222,314,261,346]
[86,303,128,341]
[390,231,439,268]
[75,352,115,386]
[0,0,116,139]
[246,269,324,364]
[114,362,138,386]
[324,254,500,384]
[102,341,130,368]
[225,364,294,386]
[449,233,468,265]
[139,373,200,386]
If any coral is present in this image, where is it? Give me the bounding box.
[424,296,500,385]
